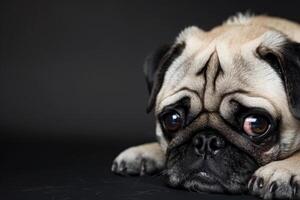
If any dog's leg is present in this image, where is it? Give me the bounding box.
[248,151,300,199]
[111,142,166,176]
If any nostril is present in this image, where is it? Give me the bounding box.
[209,137,225,152]
[193,136,205,155]
[193,137,203,148]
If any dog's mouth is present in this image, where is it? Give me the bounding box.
[183,171,226,193]
[165,166,230,193]
[164,130,258,194]
[165,161,241,193]
[193,171,214,183]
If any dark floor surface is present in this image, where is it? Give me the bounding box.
[0,136,258,200]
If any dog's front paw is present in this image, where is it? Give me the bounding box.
[248,161,300,199]
[111,143,165,176]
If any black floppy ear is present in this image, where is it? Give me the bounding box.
[143,42,186,113]
[257,41,300,119]
[143,45,171,93]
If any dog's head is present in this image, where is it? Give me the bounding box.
[144,16,300,193]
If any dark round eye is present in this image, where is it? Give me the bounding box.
[243,115,271,136]
[161,110,183,132]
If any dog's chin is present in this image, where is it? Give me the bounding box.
[166,168,227,193]
[166,168,246,193]
[164,137,258,194]
[184,173,227,193]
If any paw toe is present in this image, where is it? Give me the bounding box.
[111,161,118,172]
[248,171,300,199]
[111,160,128,176]
[111,155,159,176]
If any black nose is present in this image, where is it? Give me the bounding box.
[192,130,226,155]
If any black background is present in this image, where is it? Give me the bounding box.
[0,0,298,199]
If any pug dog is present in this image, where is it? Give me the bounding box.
[111,14,300,199]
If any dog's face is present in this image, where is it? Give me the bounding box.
[144,22,300,193]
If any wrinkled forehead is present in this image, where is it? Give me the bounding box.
[155,25,284,113]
